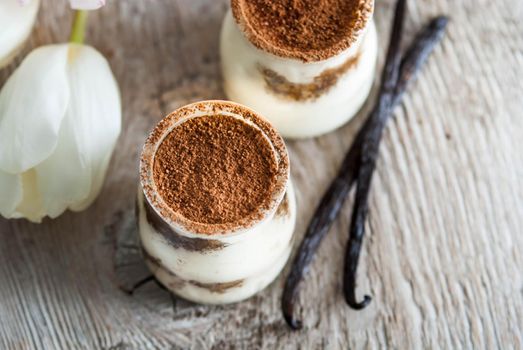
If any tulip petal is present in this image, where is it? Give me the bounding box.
[13,169,45,222]
[69,0,106,10]
[34,106,91,218]
[35,44,121,216]
[0,0,39,68]
[68,45,121,211]
[0,170,22,218]
[0,45,70,174]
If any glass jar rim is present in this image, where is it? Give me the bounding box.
[140,100,290,238]
[230,0,374,62]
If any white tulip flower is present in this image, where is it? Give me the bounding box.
[1,0,107,69]
[0,44,121,222]
[0,0,40,68]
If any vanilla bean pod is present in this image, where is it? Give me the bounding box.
[281,10,448,329]
[393,16,449,106]
[343,14,448,309]
[283,0,406,326]
[343,0,407,309]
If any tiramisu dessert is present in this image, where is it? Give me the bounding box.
[138,100,296,304]
[220,0,378,138]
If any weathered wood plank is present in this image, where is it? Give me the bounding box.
[0,0,522,348]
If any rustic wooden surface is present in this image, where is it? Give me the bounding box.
[1,0,522,348]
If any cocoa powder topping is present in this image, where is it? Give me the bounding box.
[153,114,278,227]
[231,0,373,62]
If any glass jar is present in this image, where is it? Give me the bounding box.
[220,0,378,138]
[138,100,296,304]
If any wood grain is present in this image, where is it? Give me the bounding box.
[0,0,522,348]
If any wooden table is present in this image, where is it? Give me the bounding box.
[1,0,522,348]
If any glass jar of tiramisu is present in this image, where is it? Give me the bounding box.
[220,0,378,138]
[138,100,296,304]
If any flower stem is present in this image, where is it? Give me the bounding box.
[69,10,89,44]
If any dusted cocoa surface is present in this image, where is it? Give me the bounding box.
[141,101,290,235]
[231,0,373,61]
[153,114,278,226]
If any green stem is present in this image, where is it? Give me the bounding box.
[69,10,89,44]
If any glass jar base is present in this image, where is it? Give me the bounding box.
[137,180,297,305]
